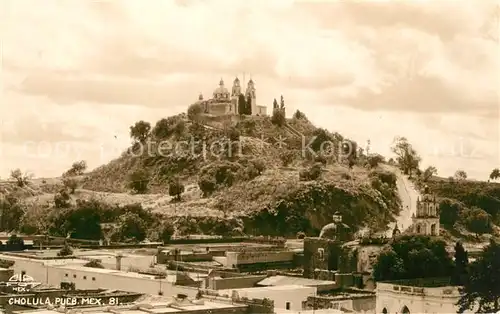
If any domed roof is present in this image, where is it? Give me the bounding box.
[213,78,229,96]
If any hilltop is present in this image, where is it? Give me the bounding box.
[1,108,498,244]
[0,110,404,240]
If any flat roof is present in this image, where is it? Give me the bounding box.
[219,284,315,295]
[258,275,336,287]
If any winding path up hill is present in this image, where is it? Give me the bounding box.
[383,165,421,237]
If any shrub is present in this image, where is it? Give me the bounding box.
[62,177,78,194]
[271,109,286,127]
[168,178,185,201]
[127,169,150,194]
[187,103,203,121]
[299,163,323,181]
[58,244,73,257]
[459,207,492,235]
[279,150,295,167]
[84,260,104,268]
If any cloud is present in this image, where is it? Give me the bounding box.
[2,0,499,179]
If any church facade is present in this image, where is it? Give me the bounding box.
[194,77,267,116]
[410,185,440,236]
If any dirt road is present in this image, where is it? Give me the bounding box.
[383,165,421,237]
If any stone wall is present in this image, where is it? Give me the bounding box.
[226,251,294,266]
[204,275,267,290]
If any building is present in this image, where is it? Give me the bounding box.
[219,285,316,311]
[376,277,474,313]
[11,296,251,314]
[410,185,440,236]
[195,78,267,116]
[0,253,198,298]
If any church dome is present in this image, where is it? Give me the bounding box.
[213,78,229,97]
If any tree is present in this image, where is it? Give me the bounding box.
[54,190,71,208]
[367,154,385,168]
[459,207,492,235]
[160,222,175,243]
[187,103,203,121]
[63,160,87,177]
[439,199,463,226]
[391,137,421,177]
[457,239,500,313]
[373,235,453,281]
[9,169,32,187]
[62,177,78,194]
[373,248,406,281]
[454,169,467,181]
[127,169,150,194]
[152,117,185,139]
[238,94,248,115]
[279,150,295,167]
[271,108,286,127]
[293,110,307,120]
[198,175,217,197]
[0,195,24,232]
[6,234,24,251]
[57,199,103,240]
[118,212,147,242]
[168,178,185,201]
[422,166,438,182]
[129,120,151,143]
[489,168,500,181]
[452,241,468,286]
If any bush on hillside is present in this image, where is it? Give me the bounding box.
[168,177,185,201]
[271,109,286,127]
[54,190,71,208]
[129,120,151,143]
[187,103,203,121]
[62,177,78,194]
[299,163,323,181]
[9,169,32,187]
[127,169,150,194]
[279,150,295,167]
[152,116,186,139]
[459,207,493,235]
[63,160,87,177]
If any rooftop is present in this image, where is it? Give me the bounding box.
[13,299,246,314]
[380,277,453,288]
[258,275,336,287]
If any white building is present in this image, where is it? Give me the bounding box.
[376,280,474,313]
[219,285,316,311]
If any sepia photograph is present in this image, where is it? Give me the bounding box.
[1,0,499,313]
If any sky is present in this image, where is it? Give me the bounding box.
[1,0,499,180]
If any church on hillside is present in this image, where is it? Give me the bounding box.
[193,77,268,116]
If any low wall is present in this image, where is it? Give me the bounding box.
[205,275,267,290]
[226,251,294,266]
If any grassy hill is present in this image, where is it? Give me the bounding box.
[0,112,403,240]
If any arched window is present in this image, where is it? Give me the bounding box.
[382,308,388,314]
[431,224,436,236]
[416,224,421,234]
[402,305,410,313]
